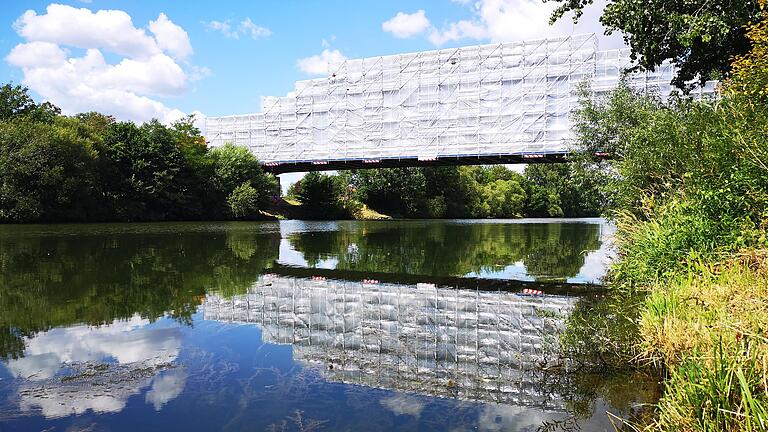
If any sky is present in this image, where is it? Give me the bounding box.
[0,0,623,188]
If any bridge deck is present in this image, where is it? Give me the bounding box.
[262,152,572,173]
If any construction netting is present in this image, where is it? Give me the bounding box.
[202,274,576,409]
[205,33,717,164]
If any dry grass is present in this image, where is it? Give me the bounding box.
[355,204,392,220]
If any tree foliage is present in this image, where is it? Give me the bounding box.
[335,164,604,219]
[0,84,278,223]
[227,183,261,219]
[571,71,768,285]
[292,172,358,219]
[727,0,768,99]
[0,83,60,123]
[547,0,762,88]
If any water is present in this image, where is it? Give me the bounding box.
[0,219,656,431]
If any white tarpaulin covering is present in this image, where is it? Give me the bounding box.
[205,34,717,164]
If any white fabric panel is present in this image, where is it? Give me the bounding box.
[205,34,717,163]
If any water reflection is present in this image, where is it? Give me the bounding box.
[203,274,574,408]
[0,223,279,359]
[5,316,183,419]
[282,220,606,282]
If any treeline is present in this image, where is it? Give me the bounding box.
[0,84,277,223]
[288,163,607,219]
[0,84,607,223]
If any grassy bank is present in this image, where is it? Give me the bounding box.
[568,4,768,428]
[637,253,768,431]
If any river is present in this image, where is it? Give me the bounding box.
[0,219,657,431]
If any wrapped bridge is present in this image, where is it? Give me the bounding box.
[205,34,716,173]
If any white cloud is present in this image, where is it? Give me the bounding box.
[150,12,193,60]
[190,65,212,82]
[6,41,67,68]
[297,49,347,76]
[240,18,272,39]
[204,20,237,38]
[7,4,204,124]
[428,0,555,45]
[14,4,160,59]
[428,20,488,45]
[389,0,620,48]
[203,18,271,40]
[382,10,431,38]
[321,35,336,48]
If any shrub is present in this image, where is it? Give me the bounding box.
[227,182,261,219]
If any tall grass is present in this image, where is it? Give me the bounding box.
[637,254,768,431]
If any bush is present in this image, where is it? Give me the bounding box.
[573,84,768,284]
[227,183,261,219]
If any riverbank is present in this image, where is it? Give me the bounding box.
[631,252,768,431]
[265,197,392,220]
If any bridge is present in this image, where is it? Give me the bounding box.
[202,273,579,409]
[205,33,716,174]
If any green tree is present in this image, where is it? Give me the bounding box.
[211,143,278,212]
[547,0,762,88]
[96,120,187,220]
[227,182,261,219]
[727,0,768,99]
[170,115,220,219]
[0,119,96,222]
[0,83,60,123]
[523,164,605,218]
[349,168,428,217]
[294,172,351,219]
[480,179,527,218]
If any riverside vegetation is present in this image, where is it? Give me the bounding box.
[556,0,768,430]
[286,163,606,220]
[0,88,278,222]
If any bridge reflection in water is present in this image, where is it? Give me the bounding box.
[202,273,578,411]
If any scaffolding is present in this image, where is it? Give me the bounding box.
[203,274,577,409]
[205,34,717,165]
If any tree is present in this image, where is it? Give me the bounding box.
[227,182,261,219]
[727,0,768,99]
[424,166,483,218]
[294,172,351,219]
[0,119,96,222]
[96,120,187,220]
[349,168,428,217]
[547,0,762,88]
[210,143,278,216]
[523,164,605,218]
[480,179,527,218]
[0,83,60,123]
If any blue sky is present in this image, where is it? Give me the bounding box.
[0,0,619,124]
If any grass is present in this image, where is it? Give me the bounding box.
[637,251,768,431]
[355,204,392,220]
